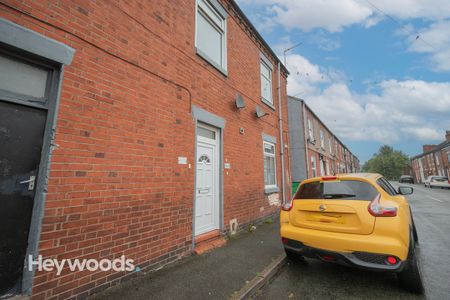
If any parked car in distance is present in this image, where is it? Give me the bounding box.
[280,173,423,294]
[399,175,414,184]
[424,176,450,189]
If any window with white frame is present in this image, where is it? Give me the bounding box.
[320,130,325,149]
[195,0,227,72]
[329,138,332,154]
[311,156,317,177]
[260,58,273,105]
[307,119,314,141]
[263,141,277,188]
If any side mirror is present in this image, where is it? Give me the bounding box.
[398,186,413,195]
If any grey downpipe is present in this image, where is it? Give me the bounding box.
[302,100,309,179]
[277,62,286,204]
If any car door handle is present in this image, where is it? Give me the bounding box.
[20,175,36,191]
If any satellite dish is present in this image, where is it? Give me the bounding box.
[255,106,268,118]
[235,94,245,109]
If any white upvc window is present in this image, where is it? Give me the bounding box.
[263,141,277,188]
[320,130,325,149]
[311,156,317,177]
[195,0,227,73]
[260,56,273,105]
[307,119,314,141]
[329,138,332,154]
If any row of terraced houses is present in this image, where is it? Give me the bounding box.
[288,97,360,191]
[0,1,358,299]
[411,131,450,183]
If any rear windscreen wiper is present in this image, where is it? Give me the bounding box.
[323,193,356,199]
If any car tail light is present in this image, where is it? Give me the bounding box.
[386,256,398,265]
[320,255,335,262]
[281,200,294,211]
[321,176,337,181]
[281,237,288,244]
[368,194,397,217]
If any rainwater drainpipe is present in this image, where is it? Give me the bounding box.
[277,62,286,205]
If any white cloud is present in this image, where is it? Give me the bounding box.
[288,56,450,143]
[240,0,450,71]
[269,0,373,32]
[285,54,329,97]
[365,0,450,21]
[402,21,450,71]
[240,0,450,32]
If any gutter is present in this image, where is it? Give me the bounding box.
[277,62,286,204]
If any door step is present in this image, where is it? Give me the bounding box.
[194,230,226,255]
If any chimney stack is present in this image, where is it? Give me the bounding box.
[423,145,436,153]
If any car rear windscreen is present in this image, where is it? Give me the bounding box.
[294,180,379,200]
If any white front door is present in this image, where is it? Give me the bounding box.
[195,124,220,236]
[320,159,325,176]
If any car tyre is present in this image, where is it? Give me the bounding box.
[285,249,306,263]
[397,244,424,294]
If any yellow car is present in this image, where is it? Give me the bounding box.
[280,173,423,294]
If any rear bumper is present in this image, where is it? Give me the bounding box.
[430,183,450,188]
[281,222,409,261]
[283,238,406,272]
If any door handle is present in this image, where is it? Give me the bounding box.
[20,175,36,191]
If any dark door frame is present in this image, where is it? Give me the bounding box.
[0,17,74,295]
[0,46,62,295]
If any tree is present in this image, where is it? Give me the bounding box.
[362,145,410,180]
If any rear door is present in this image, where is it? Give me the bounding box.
[289,179,378,235]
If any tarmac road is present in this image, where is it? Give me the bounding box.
[255,182,450,300]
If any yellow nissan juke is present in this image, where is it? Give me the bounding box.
[280,173,423,294]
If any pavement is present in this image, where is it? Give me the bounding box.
[90,217,284,300]
[255,182,450,300]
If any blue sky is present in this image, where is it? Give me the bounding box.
[237,0,450,163]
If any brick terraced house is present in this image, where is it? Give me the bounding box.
[0,1,290,298]
[411,131,450,183]
[288,96,360,191]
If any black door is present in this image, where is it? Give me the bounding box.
[0,101,47,293]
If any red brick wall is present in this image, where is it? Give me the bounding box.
[0,1,289,299]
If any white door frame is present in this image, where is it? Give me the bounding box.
[194,123,220,236]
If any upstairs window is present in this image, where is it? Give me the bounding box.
[195,0,227,73]
[260,54,273,105]
[307,119,314,142]
[329,138,333,154]
[320,130,325,149]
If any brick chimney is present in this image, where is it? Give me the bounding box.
[446,130,450,142]
[423,145,436,153]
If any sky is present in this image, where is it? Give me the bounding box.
[237,0,450,163]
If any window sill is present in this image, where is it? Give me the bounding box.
[261,98,276,110]
[195,47,228,77]
[264,186,279,194]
